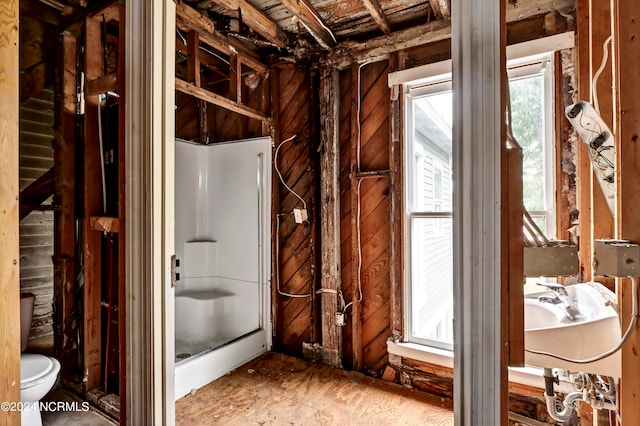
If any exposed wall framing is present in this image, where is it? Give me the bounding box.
[270,64,320,356]
[339,60,391,376]
[0,0,22,420]
[53,32,81,384]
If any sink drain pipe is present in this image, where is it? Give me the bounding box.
[543,368,583,422]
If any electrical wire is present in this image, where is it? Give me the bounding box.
[592,35,613,115]
[97,95,107,214]
[273,134,310,298]
[300,0,337,44]
[525,277,639,364]
[274,134,307,210]
[275,214,311,298]
[342,64,370,314]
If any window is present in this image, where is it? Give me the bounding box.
[404,54,556,349]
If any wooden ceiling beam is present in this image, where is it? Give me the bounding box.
[206,0,288,48]
[279,0,336,50]
[328,0,574,68]
[428,0,451,19]
[361,0,392,34]
[20,0,61,26]
[176,2,268,74]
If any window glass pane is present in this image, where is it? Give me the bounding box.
[412,91,453,213]
[509,75,546,212]
[411,216,453,347]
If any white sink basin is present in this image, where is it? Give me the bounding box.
[524,282,621,378]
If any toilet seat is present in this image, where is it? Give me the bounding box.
[21,354,56,389]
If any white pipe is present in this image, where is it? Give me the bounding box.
[544,391,583,423]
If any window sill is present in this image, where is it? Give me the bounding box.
[387,341,574,393]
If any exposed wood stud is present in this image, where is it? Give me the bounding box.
[350,63,363,371]
[175,34,228,76]
[53,32,80,387]
[279,0,337,50]
[204,0,288,48]
[175,78,269,122]
[576,0,592,282]
[388,52,403,337]
[428,0,451,19]
[0,0,22,419]
[612,0,640,418]
[361,0,392,35]
[319,65,342,367]
[271,67,283,351]
[187,30,201,87]
[589,0,614,290]
[83,15,104,394]
[187,30,208,143]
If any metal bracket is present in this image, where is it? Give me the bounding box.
[594,239,640,277]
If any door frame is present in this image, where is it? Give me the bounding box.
[125,0,176,424]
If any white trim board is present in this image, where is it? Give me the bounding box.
[388,31,575,87]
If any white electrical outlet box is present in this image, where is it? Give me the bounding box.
[293,208,308,224]
[335,312,345,327]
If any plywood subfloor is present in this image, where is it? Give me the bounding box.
[176,352,453,425]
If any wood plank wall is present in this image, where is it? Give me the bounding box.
[19,89,55,341]
[339,61,391,376]
[271,64,320,356]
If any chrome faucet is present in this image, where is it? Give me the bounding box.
[537,283,584,321]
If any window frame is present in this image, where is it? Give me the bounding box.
[403,54,557,350]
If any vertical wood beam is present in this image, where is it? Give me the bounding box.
[83,15,104,393]
[589,0,615,289]
[349,63,363,371]
[187,30,208,143]
[388,52,403,337]
[0,1,22,422]
[271,68,283,351]
[186,30,200,87]
[319,66,342,367]
[576,0,593,281]
[452,0,503,423]
[53,32,79,383]
[611,0,640,420]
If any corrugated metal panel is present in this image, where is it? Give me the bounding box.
[20,88,55,341]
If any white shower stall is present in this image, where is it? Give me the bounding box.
[174,137,272,399]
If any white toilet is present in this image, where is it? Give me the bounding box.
[20,293,61,426]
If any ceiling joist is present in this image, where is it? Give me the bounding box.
[360,0,392,34]
[207,0,288,48]
[176,2,268,74]
[428,0,450,19]
[329,0,575,68]
[279,0,337,50]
